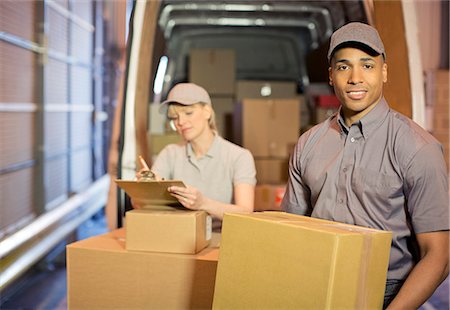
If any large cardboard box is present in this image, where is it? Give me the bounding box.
[189,48,235,95]
[213,212,392,310]
[235,98,301,157]
[236,80,297,100]
[67,229,220,309]
[149,133,182,156]
[126,209,212,254]
[211,96,235,139]
[254,184,286,211]
[255,158,289,184]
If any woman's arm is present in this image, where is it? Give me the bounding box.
[168,183,255,219]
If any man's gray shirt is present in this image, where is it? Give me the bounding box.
[281,97,449,280]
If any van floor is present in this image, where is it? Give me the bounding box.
[0,211,449,310]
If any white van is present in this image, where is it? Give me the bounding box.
[107,0,421,228]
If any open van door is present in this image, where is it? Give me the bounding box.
[106,0,161,229]
[107,0,426,230]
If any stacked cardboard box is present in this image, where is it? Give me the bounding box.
[126,209,211,254]
[315,94,340,123]
[427,70,449,171]
[148,132,182,158]
[234,97,301,184]
[213,212,392,309]
[254,184,286,211]
[189,48,236,96]
[67,228,220,309]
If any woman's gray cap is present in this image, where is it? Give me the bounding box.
[327,22,386,62]
[159,83,211,113]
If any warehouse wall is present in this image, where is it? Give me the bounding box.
[0,0,115,238]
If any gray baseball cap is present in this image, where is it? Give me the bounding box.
[327,22,386,62]
[160,83,211,113]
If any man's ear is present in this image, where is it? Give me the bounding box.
[382,63,388,83]
[328,67,333,86]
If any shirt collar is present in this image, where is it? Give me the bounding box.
[186,134,220,159]
[336,97,389,138]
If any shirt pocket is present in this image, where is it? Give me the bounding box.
[351,167,403,215]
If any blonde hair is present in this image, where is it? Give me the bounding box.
[167,102,218,133]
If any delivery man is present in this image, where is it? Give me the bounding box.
[281,22,449,309]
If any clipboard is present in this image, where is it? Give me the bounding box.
[115,179,186,206]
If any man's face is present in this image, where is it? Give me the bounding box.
[329,47,387,124]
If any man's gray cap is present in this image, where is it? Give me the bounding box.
[327,22,386,62]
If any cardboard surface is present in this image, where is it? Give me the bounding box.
[126,209,212,254]
[189,48,236,95]
[236,98,301,157]
[213,212,392,310]
[115,179,185,205]
[255,158,289,184]
[67,228,220,310]
[149,133,182,156]
[254,184,286,211]
[210,96,235,139]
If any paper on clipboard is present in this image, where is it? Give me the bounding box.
[114,179,186,206]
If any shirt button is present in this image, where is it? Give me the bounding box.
[343,167,347,172]
[350,137,355,143]
[338,199,344,204]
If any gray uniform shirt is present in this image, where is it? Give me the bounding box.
[281,97,449,280]
[152,135,256,204]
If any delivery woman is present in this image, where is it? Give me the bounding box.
[133,83,256,226]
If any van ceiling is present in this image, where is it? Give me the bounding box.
[158,0,367,91]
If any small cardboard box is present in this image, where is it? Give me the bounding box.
[213,212,392,310]
[254,184,286,211]
[189,48,235,95]
[235,98,301,157]
[67,228,220,310]
[126,209,212,254]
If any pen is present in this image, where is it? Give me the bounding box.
[138,155,150,171]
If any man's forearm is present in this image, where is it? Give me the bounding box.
[386,233,449,309]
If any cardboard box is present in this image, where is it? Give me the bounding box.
[211,96,235,139]
[189,48,235,95]
[254,184,286,211]
[67,228,220,309]
[149,133,182,156]
[126,209,212,254]
[255,158,289,184]
[213,212,392,310]
[235,98,301,157]
[236,80,297,100]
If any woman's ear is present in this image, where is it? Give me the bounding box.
[203,104,212,120]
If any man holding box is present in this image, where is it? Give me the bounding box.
[281,22,449,309]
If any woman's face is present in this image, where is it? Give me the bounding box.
[167,103,212,142]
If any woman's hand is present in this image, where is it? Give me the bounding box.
[135,169,162,181]
[168,185,205,211]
